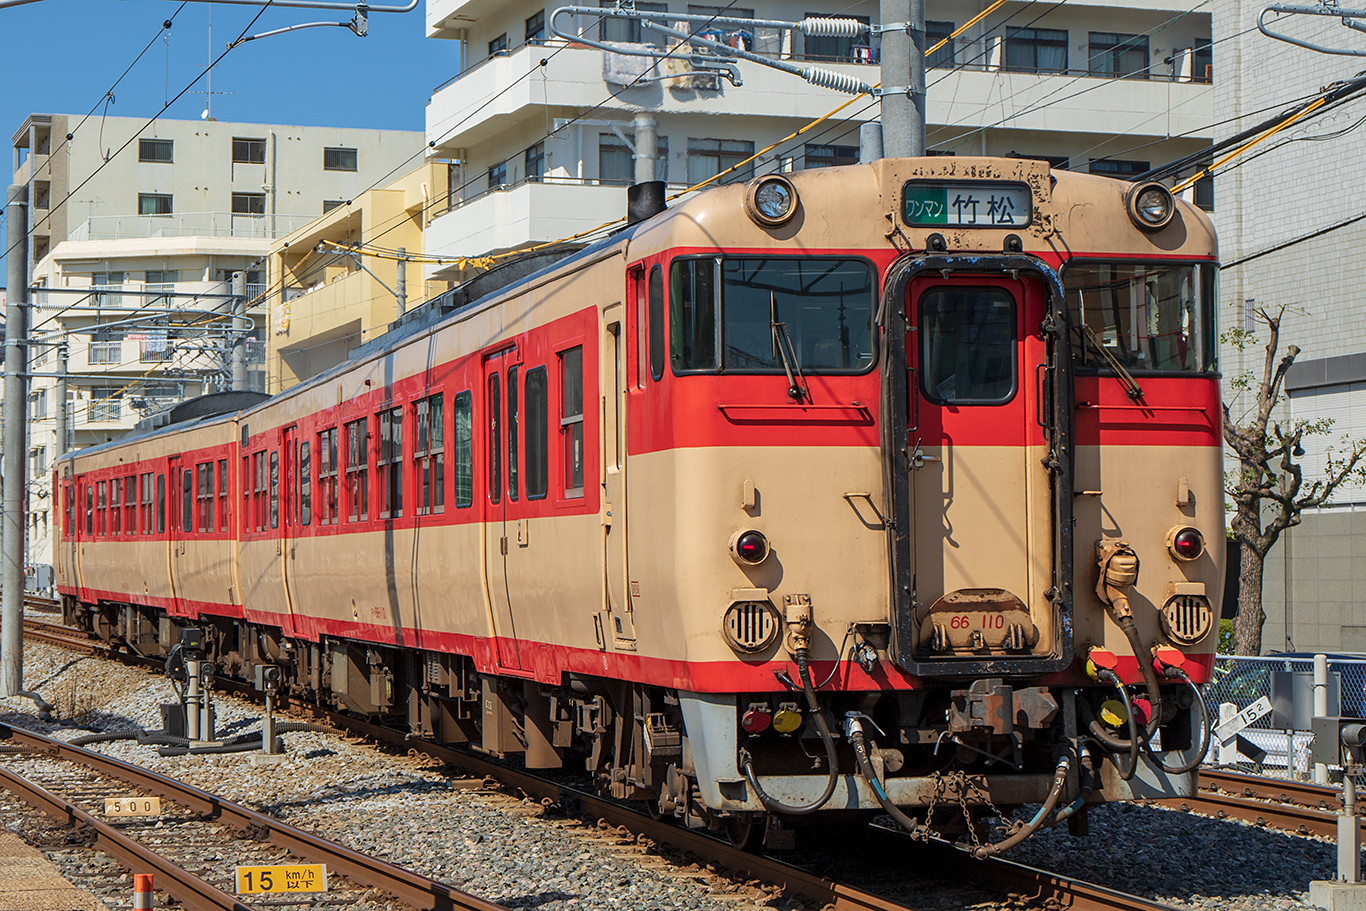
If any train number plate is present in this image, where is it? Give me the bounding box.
[236,864,328,894]
[103,797,161,817]
[902,181,1031,228]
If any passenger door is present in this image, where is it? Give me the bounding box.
[167,456,189,618]
[280,425,303,637]
[482,349,525,671]
[602,310,634,647]
[907,274,1052,656]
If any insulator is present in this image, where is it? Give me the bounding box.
[798,16,866,37]
[801,67,873,95]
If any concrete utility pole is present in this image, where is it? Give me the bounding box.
[230,271,247,392]
[633,113,658,184]
[879,0,925,156]
[395,248,407,318]
[54,345,67,458]
[2,185,29,697]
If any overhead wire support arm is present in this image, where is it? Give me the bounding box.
[1259,2,1366,56]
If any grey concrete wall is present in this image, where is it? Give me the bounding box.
[1260,508,1366,654]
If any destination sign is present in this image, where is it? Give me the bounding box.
[902,181,1031,228]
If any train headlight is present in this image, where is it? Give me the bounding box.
[1124,181,1175,231]
[744,175,798,227]
[1166,525,1205,562]
[729,529,770,565]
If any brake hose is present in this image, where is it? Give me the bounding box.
[1078,680,1139,781]
[844,714,930,837]
[1116,616,1163,740]
[1142,668,1211,775]
[739,648,840,815]
[1050,742,1094,827]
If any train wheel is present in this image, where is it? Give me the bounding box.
[721,816,763,851]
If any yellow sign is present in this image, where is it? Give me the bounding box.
[103,797,161,817]
[236,864,327,894]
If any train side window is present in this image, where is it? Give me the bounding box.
[197,463,214,533]
[182,468,193,534]
[85,486,93,535]
[140,473,153,534]
[318,428,338,525]
[648,264,665,381]
[488,374,502,505]
[378,408,404,518]
[561,345,585,497]
[253,453,267,532]
[269,451,280,529]
[65,485,75,535]
[124,477,137,534]
[218,459,228,532]
[156,474,165,534]
[111,479,121,535]
[415,394,444,516]
[919,286,1017,405]
[525,368,548,499]
[345,419,369,522]
[96,481,106,535]
[508,366,520,501]
[454,391,473,508]
[300,441,312,526]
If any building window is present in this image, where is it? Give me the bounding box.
[525,143,545,182]
[453,392,473,507]
[345,418,369,522]
[1005,26,1068,73]
[323,199,346,214]
[91,272,123,308]
[489,32,509,55]
[561,346,585,497]
[525,369,548,498]
[804,12,869,60]
[1089,32,1149,79]
[1193,38,1212,82]
[29,389,47,421]
[526,9,545,42]
[489,160,508,191]
[926,20,956,68]
[1194,174,1214,211]
[318,427,339,525]
[687,138,754,186]
[232,193,266,215]
[323,147,358,171]
[138,193,173,216]
[89,329,122,365]
[598,135,668,184]
[138,138,173,163]
[1088,158,1150,178]
[233,138,266,164]
[415,394,444,516]
[804,143,858,169]
[30,446,45,476]
[1013,153,1069,170]
[599,0,666,43]
[378,407,403,518]
[144,270,177,310]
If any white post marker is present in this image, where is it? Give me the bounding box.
[1314,654,1330,785]
[236,864,327,894]
[1214,696,1273,765]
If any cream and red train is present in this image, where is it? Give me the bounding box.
[55,157,1222,851]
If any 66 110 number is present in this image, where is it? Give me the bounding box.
[947,614,1006,630]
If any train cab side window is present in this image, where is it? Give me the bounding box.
[66,485,75,535]
[454,392,473,508]
[379,408,403,518]
[648,265,665,381]
[525,368,548,498]
[345,418,369,522]
[919,287,1016,405]
[218,459,228,532]
[269,451,280,529]
[488,375,502,505]
[415,394,444,516]
[300,441,312,526]
[634,270,648,390]
[508,367,520,501]
[561,346,585,497]
[670,258,718,371]
[182,468,193,533]
[156,474,165,534]
[85,486,93,535]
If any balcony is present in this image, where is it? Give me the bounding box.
[426,177,629,263]
[67,212,320,243]
[428,40,1213,152]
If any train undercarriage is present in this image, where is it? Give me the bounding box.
[64,595,1203,852]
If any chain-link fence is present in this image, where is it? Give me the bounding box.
[1202,654,1366,777]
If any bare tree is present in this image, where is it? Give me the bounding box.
[1223,305,1366,655]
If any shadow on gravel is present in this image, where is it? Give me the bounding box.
[302,748,338,759]
[259,779,457,814]
[499,890,580,908]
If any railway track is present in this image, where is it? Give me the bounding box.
[18,616,1182,911]
[1151,769,1356,839]
[0,722,507,911]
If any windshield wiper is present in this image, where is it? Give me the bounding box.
[770,292,810,403]
[1076,290,1143,401]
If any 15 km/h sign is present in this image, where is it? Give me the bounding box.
[235,864,327,894]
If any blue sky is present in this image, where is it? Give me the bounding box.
[1,0,453,282]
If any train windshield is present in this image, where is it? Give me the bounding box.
[1063,261,1217,374]
[670,256,876,374]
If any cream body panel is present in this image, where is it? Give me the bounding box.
[1071,442,1225,658]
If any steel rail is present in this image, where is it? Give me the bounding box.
[0,723,509,911]
[24,618,1179,911]
[1200,768,1343,811]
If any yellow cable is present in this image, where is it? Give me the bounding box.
[1172,96,1327,193]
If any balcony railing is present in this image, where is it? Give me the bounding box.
[67,211,319,243]
[442,174,690,215]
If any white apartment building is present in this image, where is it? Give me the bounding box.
[424,0,1215,270]
[1212,5,1366,654]
[11,115,425,577]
